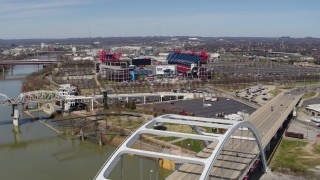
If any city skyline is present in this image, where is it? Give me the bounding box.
[1,0,320,39]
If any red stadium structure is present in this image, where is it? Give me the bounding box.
[99,50,122,63]
[167,49,209,78]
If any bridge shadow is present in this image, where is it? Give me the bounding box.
[0,120,13,126]
[0,116,51,126]
[248,114,292,180]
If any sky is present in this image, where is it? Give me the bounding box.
[1,0,320,39]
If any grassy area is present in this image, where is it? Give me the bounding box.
[215,83,254,92]
[156,136,179,142]
[271,139,320,174]
[303,92,317,99]
[281,85,295,90]
[295,81,320,87]
[104,115,146,130]
[80,88,100,95]
[313,145,320,154]
[164,124,194,134]
[173,139,204,152]
[269,88,281,97]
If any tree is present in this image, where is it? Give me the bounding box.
[314,59,320,65]
[103,91,109,109]
[130,100,136,110]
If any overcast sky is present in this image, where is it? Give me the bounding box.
[1,0,320,39]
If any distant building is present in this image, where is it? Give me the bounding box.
[41,43,46,49]
[189,37,199,41]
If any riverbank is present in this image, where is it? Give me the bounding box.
[67,111,195,156]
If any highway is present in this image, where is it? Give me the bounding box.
[166,91,303,180]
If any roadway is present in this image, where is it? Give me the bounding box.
[166,91,303,180]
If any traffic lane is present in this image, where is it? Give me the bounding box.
[145,98,256,118]
[251,94,300,146]
[244,93,295,146]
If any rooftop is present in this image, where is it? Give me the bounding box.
[306,104,320,112]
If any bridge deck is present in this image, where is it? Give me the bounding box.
[167,92,302,179]
[0,60,61,65]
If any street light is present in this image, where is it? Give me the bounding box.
[149,169,153,180]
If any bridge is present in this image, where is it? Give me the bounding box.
[1,91,194,111]
[0,59,62,66]
[0,90,94,116]
[0,91,65,106]
[95,92,198,104]
[94,90,303,180]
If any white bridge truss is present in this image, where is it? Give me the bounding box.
[1,91,94,111]
[94,114,267,180]
[0,93,12,106]
[15,90,65,104]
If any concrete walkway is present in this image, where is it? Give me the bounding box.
[168,137,186,144]
[93,73,104,93]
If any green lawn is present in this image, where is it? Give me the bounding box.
[295,81,320,87]
[269,88,281,97]
[173,139,204,152]
[313,145,320,154]
[271,139,320,174]
[303,92,317,99]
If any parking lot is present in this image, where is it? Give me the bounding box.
[235,85,276,104]
[208,62,319,77]
[143,97,256,118]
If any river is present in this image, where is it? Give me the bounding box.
[0,65,169,180]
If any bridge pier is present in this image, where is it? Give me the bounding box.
[64,101,71,111]
[280,124,284,130]
[273,133,278,139]
[265,142,271,152]
[80,129,84,141]
[12,108,20,126]
[61,101,65,111]
[91,98,94,111]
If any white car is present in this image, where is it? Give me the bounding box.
[203,104,212,107]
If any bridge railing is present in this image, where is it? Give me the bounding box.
[0,93,13,106]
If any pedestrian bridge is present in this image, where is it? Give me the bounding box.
[95,92,198,104]
[0,90,94,110]
[0,91,65,106]
[94,91,303,180]
[94,114,267,180]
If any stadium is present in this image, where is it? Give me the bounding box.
[166,49,210,79]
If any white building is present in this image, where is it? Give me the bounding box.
[58,84,77,96]
[305,104,320,116]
